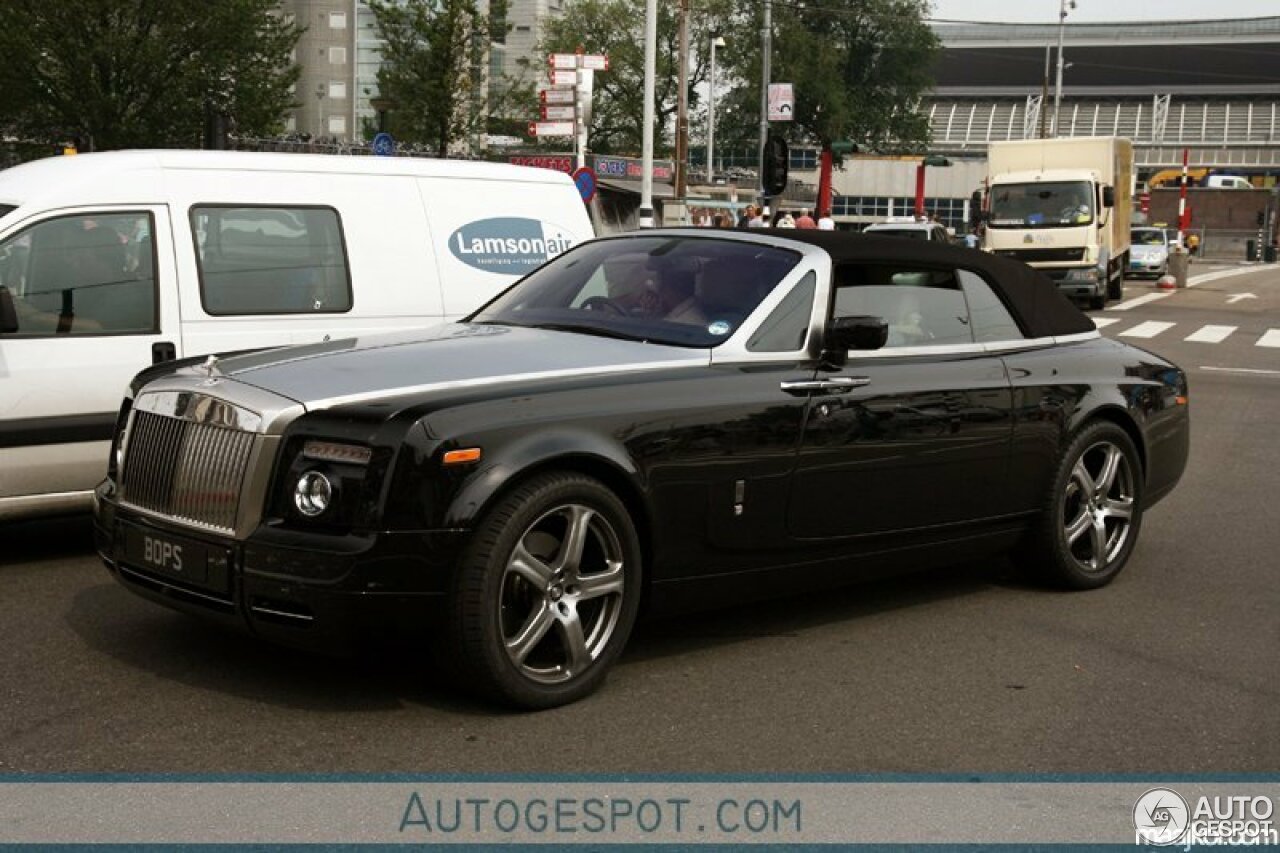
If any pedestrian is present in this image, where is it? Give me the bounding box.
[776,211,796,228]
[795,209,816,229]
[748,206,766,228]
[817,214,835,230]
[737,205,754,228]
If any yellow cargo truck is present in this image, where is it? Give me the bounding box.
[979,137,1134,309]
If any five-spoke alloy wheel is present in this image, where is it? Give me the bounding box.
[1018,421,1144,589]
[446,472,641,708]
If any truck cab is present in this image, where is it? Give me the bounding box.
[978,137,1132,310]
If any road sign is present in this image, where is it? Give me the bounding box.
[528,121,575,137]
[371,132,395,157]
[549,69,577,86]
[549,53,579,70]
[572,166,597,204]
[580,54,609,71]
[541,105,575,121]
[540,88,575,105]
[768,83,795,121]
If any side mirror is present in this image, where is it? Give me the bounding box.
[969,190,985,226]
[824,316,887,362]
[0,286,18,334]
[1102,186,1116,208]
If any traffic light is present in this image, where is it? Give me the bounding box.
[762,134,789,197]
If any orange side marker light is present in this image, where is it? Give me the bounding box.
[442,447,483,466]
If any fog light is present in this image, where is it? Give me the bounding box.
[294,471,333,517]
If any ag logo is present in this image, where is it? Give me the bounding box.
[449,217,577,276]
[1133,788,1190,846]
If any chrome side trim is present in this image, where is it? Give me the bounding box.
[249,604,315,622]
[305,358,710,411]
[1052,331,1103,345]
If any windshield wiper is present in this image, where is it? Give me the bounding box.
[527,322,648,342]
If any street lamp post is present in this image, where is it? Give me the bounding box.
[707,36,725,184]
[914,155,952,219]
[1052,0,1075,136]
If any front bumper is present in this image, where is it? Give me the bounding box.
[93,481,467,655]
[1129,255,1168,276]
[1040,266,1104,299]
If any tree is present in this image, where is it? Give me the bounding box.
[715,0,939,154]
[370,0,493,157]
[538,0,736,156]
[0,0,300,151]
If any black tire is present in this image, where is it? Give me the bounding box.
[1016,421,1144,589]
[1107,268,1124,301]
[444,472,642,709]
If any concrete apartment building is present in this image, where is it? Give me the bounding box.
[280,0,565,144]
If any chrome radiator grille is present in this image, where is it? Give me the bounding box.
[119,410,256,533]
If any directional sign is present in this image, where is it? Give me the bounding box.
[549,69,577,86]
[580,54,609,71]
[528,120,575,138]
[541,104,575,121]
[549,53,579,70]
[540,88,576,105]
[572,166,597,204]
[768,83,795,121]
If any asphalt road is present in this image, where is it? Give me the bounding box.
[2,264,1277,774]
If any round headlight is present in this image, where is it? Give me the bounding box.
[294,471,333,517]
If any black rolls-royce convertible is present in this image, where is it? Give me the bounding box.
[93,229,1189,708]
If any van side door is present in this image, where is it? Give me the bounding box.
[0,206,180,512]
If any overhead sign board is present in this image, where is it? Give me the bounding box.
[528,121,575,138]
[541,105,575,121]
[767,83,795,122]
[539,88,576,105]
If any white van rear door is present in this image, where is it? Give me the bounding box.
[0,205,179,509]
[420,175,593,318]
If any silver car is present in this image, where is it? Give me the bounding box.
[1129,227,1170,277]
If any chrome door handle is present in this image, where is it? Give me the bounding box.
[780,376,871,394]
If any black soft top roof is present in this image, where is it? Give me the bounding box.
[659,228,1097,340]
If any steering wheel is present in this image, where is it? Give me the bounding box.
[580,296,629,316]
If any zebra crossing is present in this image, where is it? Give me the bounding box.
[1091,316,1280,347]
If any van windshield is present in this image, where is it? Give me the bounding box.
[0,205,15,222]
[989,181,1094,229]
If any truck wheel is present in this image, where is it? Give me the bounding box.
[1015,421,1143,590]
[445,472,642,709]
[1107,269,1124,301]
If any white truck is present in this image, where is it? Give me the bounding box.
[978,137,1133,309]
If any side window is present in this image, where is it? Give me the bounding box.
[191,206,351,315]
[832,263,974,348]
[748,271,815,352]
[0,211,156,337]
[958,269,1023,342]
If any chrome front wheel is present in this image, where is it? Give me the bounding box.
[447,472,641,709]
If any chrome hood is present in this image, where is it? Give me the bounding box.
[172,323,708,412]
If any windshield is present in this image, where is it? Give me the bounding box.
[1131,229,1166,246]
[0,205,15,222]
[989,181,1094,229]
[470,235,802,348]
[866,228,928,240]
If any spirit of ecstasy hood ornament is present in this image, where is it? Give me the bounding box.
[200,354,221,377]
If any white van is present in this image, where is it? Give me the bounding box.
[1204,175,1252,189]
[0,150,594,521]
